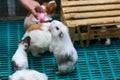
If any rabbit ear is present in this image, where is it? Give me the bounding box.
[59,31,64,38]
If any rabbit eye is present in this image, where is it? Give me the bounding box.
[56,26,59,30]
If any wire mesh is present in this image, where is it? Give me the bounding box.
[0,20,120,80]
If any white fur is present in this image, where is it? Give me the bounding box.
[24,0,57,30]
[23,0,56,57]
[9,69,48,80]
[24,13,52,30]
[41,22,51,31]
[50,20,78,74]
[23,22,52,57]
[12,41,28,70]
[24,14,39,30]
[104,38,111,46]
[24,3,52,30]
[23,8,52,57]
[22,28,51,57]
[23,6,52,57]
[100,26,111,45]
[116,25,120,28]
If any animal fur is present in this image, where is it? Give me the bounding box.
[11,36,30,70]
[22,0,57,57]
[24,0,57,30]
[22,28,51,57]
[49,20,78,75]
[9,69,48,80]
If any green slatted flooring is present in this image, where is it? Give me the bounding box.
[0,20,120,80]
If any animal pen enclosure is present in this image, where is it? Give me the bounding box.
[61,0,120,47]
[0,0,120,80]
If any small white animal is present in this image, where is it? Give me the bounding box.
[9,69,48,80]
[11,36,31,70]
[50,20,78,75]
[23,29,51,57]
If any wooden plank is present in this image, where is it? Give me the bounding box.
[90,28,120,34]
[61,0,120,7]
[64,10,120,19]
[89,28,120,39]
[62,4,120,13]
[91,23,120,27]
[89,34,120,39]
[65,16,120,27]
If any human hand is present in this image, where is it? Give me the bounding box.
[19,0,43,19]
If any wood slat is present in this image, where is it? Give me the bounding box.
[61,0,120,7]
[61,0,120,47]
[89,28,120,39]
[64,10,120,19]
[62,4,120,13]
[65,16,120,27]
[91,23,120,27]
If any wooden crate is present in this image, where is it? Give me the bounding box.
[61,0,120,47]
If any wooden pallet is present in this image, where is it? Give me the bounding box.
[61,0,120,47]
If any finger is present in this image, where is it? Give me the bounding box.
[30,8,38,19]
[27,12,32,17]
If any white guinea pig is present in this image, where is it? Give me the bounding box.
[49,20,78,75]
[22,29,51,57]
[11,36,30,71]
[9,69,48,80]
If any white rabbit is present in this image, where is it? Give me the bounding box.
[11,36,31,70]
[50,20,78,75]
[9,69,48,80]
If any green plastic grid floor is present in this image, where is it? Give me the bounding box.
[0,20,120,80]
